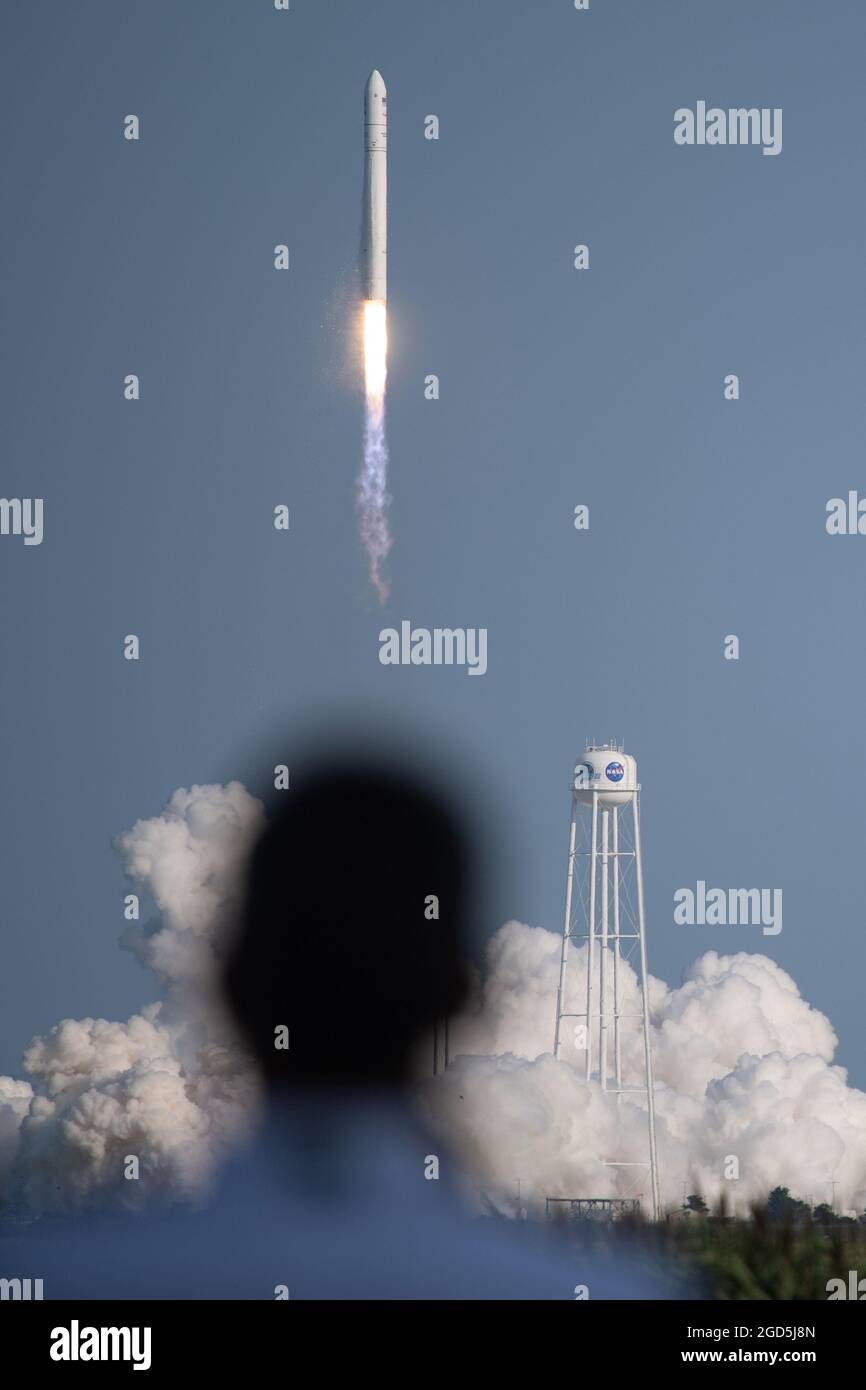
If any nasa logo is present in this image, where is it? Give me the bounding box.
[605,761,624,783]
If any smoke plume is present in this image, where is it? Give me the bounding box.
[1,785,864,1220]
[0,783,265,1216]
[418,921,866,1217]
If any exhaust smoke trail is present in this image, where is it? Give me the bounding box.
[359,299,391,602]
[358,71,390,601]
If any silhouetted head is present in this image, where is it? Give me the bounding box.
[223,759,472,1090]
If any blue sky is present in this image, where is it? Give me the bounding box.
[1,0,864,1086]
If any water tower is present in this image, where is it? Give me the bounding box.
[552,742,661,1219]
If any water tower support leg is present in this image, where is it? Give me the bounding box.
[633,791,661,1220]
[600,809,609,1089]
[585,792,598,1083]
[613,806,622,1094]
[554,794,578,1058]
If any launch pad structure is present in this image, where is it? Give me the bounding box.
[545,1197,641,1222]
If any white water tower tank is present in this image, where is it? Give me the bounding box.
[572,742,637,807]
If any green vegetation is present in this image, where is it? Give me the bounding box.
[664,1197,866,1300]
[545,1188,866,1299]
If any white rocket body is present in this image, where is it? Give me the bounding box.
[363,70,387,302]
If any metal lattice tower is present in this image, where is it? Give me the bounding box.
[553,742,661,1220]
[545,1197,641,1222]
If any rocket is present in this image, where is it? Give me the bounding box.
[363,70,387,302]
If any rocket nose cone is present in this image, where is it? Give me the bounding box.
[366,69,386,96]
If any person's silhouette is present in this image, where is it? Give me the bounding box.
[223,759,471,1092]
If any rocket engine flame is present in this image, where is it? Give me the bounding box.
[363,298,388,400]
[359,299,392,602]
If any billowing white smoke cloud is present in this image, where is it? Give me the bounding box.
[1,789,864,1221]
[418,921,866,1217]
[116,781,265,989]
[0,783,265,1216]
